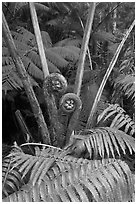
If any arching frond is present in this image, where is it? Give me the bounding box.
[3,147,134,202]
[97,104,135,136]
[120,46,135,74]
[50,46,80,62]
[21,56,44,80]
[2,56,13,66]
[93,31,118,43]
[54,38,82,47]
[69,127,135,159]
[114,74,135,102]
[45,48,69,70]
[2,155,24,198]
[41,31,52,48]
[11,29,35,47]
[27,50,60,73]
[13,2,50,16]
[2,64,38,93]
[13,2,28,14]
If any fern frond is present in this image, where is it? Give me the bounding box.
[2,146,26,198]
[2,47,10,56]
[120,46,135,74]
[3,154,134,202]
[13,27,52,48]
[2,156,24,198]
[27,50,60,73]
[2,64,38,93]
[97,104,135,136]
[11,30,35,47]
[54,38,82,47]
[70,127,135,159]
[13,2,50,16]
[94,31,117,42]
[14,39,32,52]
[41,31,52,48]
[21,56,44,80]
[45,48,69,70]
[114,74,135,102]
[2,56,13,66]
[50,46,80,62]
[13,2,28,14]
[2,65,23,91]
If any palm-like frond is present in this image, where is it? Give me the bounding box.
[114,74,135,102]
[2,147,25,198]
[69,127,134,159]
[119,46,135,74]
[2,63,38,93]
[97,104,135,136]
[2,146,134,202]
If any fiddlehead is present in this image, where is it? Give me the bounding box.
[59,93,82,146]
[43,73,68,146]
[43,73,67,96]
[59,93,82,113]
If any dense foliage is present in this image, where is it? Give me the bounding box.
[2,2,135,202]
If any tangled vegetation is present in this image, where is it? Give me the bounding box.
[2,2,135,202]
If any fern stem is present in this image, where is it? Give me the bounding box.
[15,110,33,143]
[77,13,93,70]
[93,2,122,33]
[20,143,62,150]
[74,3,96,96]
[86,20,135,129]
[2,12,51,145]
[29,2,49,78]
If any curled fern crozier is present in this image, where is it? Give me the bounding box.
[43,73,67,94]
[59,93,82,113]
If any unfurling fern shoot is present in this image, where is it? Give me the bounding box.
[59,93,82,146]
[43,73,68,147]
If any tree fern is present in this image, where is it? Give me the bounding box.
[97,103,135,136]
[2,145,134,202]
